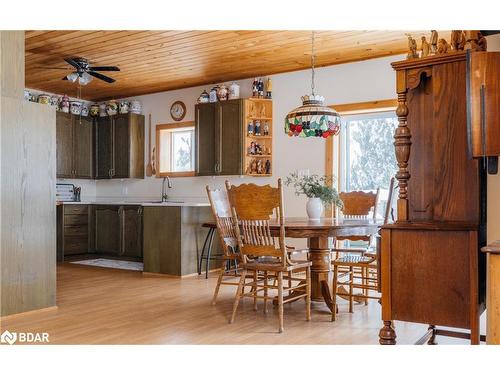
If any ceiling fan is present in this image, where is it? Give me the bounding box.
[61,57,120,85]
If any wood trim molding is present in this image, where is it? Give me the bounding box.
[330,99,398,115]
[325,99,398,217]
[0,306,58,321]
[155,121,196,178]
[156,121,195,130]
[156,171,196,178]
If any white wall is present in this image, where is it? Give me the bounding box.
[95,54,399,217]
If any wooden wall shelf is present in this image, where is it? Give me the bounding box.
[243,98,273,177]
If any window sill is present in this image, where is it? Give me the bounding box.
[156,171,195,178]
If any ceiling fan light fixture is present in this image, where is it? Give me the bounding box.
[78,72,93,85]
[66,72,78,82]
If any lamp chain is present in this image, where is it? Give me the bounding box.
[311,30,315,96]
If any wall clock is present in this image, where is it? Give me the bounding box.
[170,101,186,121]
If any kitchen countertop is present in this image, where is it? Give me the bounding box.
[57,199,210,207]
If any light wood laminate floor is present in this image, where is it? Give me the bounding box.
[0,264,483,344]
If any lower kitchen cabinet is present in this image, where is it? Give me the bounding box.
[94,205,121,255]
[57,204,143,261]
[94,204,143,259]
[57,204,91,261]
[121,206,143,258]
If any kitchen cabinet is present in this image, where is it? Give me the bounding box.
[195,102,216,176]
[94,204,143,259]
[94,205,121,255]
[56,112,93,179]
[121,206,143,258]
[95,113,145,179]
[56,204,91,261]
[218,100,243,175]
[195,100,243,176]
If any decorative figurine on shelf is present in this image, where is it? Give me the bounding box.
[450,30,462,50]
[265,77,272,99]
[437,38,449,54]
[265,159,271,175]
[209,86,218,103]
[229,82,240,99]
[420,36,430,57]
[254,120,261,135]
[247,121,254,136]
[255,143,262,155]
[248,101,256,117]
[265,146,271,155]
[197,90,210,103]
[406,34,418,59]
[249,141,256,155]
[59,94,70,113]
[256,159,264,174]
[430,30,438,55]
[465,30,480,50]
[252,78,259,98]
[260,104,267,118]
[250,159,258,174]
[263,121,270,136]
[458,31,466,50]
[258,78,264,98]
[478,32,487,51]
[217,83,229,101]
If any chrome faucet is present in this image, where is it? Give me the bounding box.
[161,176,172,202]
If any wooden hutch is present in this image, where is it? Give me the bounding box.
[379,50,494,344]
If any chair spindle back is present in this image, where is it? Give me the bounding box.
[206,186,238,256]
[225,179,287,265]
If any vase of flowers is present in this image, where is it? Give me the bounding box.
[284,172,343,220]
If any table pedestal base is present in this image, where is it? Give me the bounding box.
[308,237,334,311]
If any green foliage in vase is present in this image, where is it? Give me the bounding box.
[284,172,343,208]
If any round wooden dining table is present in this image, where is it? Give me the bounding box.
[203,217,382,313]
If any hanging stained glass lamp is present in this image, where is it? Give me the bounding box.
[285,31,341,138]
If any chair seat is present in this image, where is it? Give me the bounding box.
[244,258,312,272]
[333,254,375,266]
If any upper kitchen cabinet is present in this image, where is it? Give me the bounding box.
[56,112,94,179]
[467,51,500,161]
[95,113,145,179]
[195,100,243,176]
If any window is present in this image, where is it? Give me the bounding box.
[340,111,398,218]
[156,122,195,177]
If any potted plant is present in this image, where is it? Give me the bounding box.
[284,172,343,220]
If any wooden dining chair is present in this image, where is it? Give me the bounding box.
[331,178,396,321]
[225,179,312,333]
[206,185,249,305]
[333,188,380,254]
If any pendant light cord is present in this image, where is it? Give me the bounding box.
[311,30,315,96]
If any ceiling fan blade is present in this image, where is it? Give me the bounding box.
[33,66,72,70]
[64,57,81,70]
[87,70,115,83]
[90,66,120,72]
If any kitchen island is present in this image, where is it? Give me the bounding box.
[142,203,215,277]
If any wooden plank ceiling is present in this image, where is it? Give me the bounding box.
[25,30,431,101]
